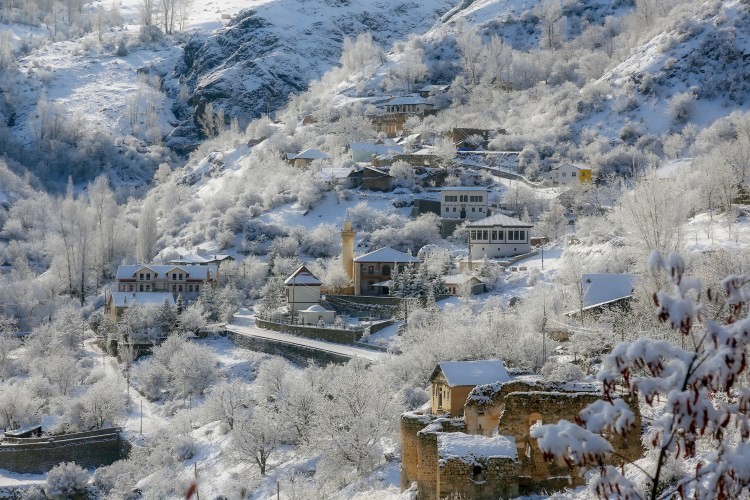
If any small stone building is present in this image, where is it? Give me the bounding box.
[442,275,486,296]
[429,360,510,416]
[402,374,642,499]
[298,304,335,326]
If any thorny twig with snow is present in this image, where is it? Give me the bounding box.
[531,251,750,500]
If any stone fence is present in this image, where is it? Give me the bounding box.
[0,428,127,473]
[255,317,363,344]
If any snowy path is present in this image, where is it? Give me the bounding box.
[229,312,387,362]
[83,339,167,437]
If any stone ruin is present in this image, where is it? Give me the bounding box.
[401,378,642,499]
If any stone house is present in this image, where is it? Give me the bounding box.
[287,148,329,168]
[450,128,492,150]
[549,163,592,185]
[348,166,394,191]
[439,187,489,221]
[369,113,407,137]
[382,96,434,114]
[105,291,175,322]
[401,373,642,499]
[441,274,486,296]
[467,214,533,259]
[114,264,216,302]
[284,265,322,314]
[350,140,403,163]
[353,246,421,296]
[418,84,449,98]
[429,360,510,416]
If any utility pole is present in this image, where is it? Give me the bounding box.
[541,291,547,363]
[140,399,143,435]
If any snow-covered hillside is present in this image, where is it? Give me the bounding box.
[169,0,455,145]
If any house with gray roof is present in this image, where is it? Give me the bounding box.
[113,264,216,303]
[467,214,533,259]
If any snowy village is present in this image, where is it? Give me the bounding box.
[1,0,750,499]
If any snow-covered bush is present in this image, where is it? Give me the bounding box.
[45,462,89,499]
[668,91,696,124]
[299,223,340,258]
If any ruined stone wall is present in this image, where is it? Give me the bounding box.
[400,413,433,490]
[0,429,127,473]
[503,392,601,484]
[438,457,520,499]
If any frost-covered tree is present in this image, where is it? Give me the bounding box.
[231,405,287,476]
[533,252,750,498]
[45,462,89,499]
[81,379,127,429]
[136,197,158,263]
[205,379,253,430]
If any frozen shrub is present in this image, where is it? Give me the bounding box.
[668,91,695,124]
[45,462,89,499]
[300,224,339,258]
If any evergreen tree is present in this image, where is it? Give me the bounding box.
[198,284,220,322]
[154,298,177,336]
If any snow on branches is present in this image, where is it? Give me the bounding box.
[532,251,750,499]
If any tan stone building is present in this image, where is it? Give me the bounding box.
[402,370,642,499]
[429,360,510,416]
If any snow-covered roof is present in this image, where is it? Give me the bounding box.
[319,167,355,179]
[115,264,215,280]
[552,162,590,171]
[353,247,422,264]
[582,273,638,308]
[303,304,328,313]
[431,360,511,387]
[109,292,175,308]
[291,148,329,160]
[168,254,233,265]
[438,432,517,462]
[419,84,449,93]
[350,142,404,155]
[437,186,490,192]
[284,265,322,286]
[466,214,533,228]
[442,274,483,286]
[384,96,432,106]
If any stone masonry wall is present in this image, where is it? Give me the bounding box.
[0,429,127,473]
[401,413,433,490]
[438,457,520,499]
[255,318,362,344]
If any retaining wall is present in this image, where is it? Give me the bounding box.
[254,318,362,344]
[0,429,127,473]
[225,330,352,366]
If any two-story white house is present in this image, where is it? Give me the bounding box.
[467,214,533,259]
[114,264,216,301]
[440,187,489,221]
[549,163,592,186]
